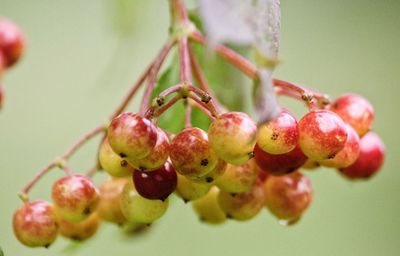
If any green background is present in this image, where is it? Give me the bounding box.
[1,0,399,255]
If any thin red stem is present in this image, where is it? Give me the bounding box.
[190,98,215,120]
[184,99,192,128]
[179,37,192,83]
[152,94,183,118]
[187,92,218,117]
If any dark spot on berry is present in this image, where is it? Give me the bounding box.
[71,236,82,241]
[146,223,152,227]
[44,244,50,249]
[83,207,91,215]
[183,199,189,204]
[248,151,255,159]
[120,160,128,167]
[199,217,206,222]
[226,214,233,219]
[200,159,209,166]
[230,193,237,197]
[119,153,127,158]
[139,166,146,172]
[159,197,166,202]
[271,132,279,140]
[205,177,214,183]
[327,153,336,159]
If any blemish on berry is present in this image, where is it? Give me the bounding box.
[271,132,279,140]
[230,193,237,197]
[205,177,214,183]
[83,207,91,215]
[120,160,128,167]
[226,214,233,219]
[327,153,336,159]
[183,199,189,204]
[119,153,127,158]
[200,159,208,166]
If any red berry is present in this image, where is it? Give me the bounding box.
[254,144,307,176]
[208,112,257,164]
[264,172,313,222]
[0,18,24,67]
[170,127,218,178]
[133,162,177,200]
[107,112,158,161]
[52,174,100,222]
[257,110,299,154]
[330,94,374,137]
[0,83,4,109]
[13,200,58,248]
[340,132,385,179]
[298,110,347,161]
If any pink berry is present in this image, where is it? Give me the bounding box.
[13,200,58,248]
[0,18,24,67]
[320,124,360,168]
[298,110,347,161]
[208,112,257,164]
[107,112,158,161]
[257,110,299,154]
[340,132,385,179]
[330,94,374,137]
[133,162,177,200]
[254,144,307,176]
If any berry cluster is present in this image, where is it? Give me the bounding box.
[0,17,24,109]
[11,0,385,249]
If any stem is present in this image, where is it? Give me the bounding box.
[184,99,192,128]
[139,39,176,115]
[190,99,215,120]
[179,36,192,84]
[187,92,218,117]
[152,94,183,118]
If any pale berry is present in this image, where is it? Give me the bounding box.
[99,138,134,177]
[192,186,226,225]
[190,159,227,184]
[97,178,128,225]
[58,212,100,241]
[176,173,212,202]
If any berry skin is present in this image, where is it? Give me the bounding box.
[192,186,226,225]
[330,94,374,137]
[0,53,5,77]
[340,132,385,180]
[107,112,158,161]
[319,124,360,168]
[13,200,58,248]
[218,181,265,221]
[58,213,101,241]
[99,138,134,177]
[264,172,313,222]
[170,127,218,178]
[128,127,170,171]
[298,110,348,161]
[120,182,169,224]
[190,159,227,184]
[0,83,4,109]
[176,173,212,202]
[257,111,299,154]
[208,112,257,164]
[0,18,24,67]
[52,174,100,223]
[216,159,259,194]
[254,144,307,176]
[97,178,128,225]
[133,162,177,200]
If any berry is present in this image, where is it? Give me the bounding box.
[107,112,158,161]
[170,127,218,178]
[99,138,134,177]
[319,124,360,168]
[254,144,307,176]
[218,181,265,221]
[133,162,177,200]
[208,112,257,164]
[0,83,4,109]
[97,178,129,225]
[330,94,374,137]
[190,159,227,184]
[301,159,320,170]
[52,174,100,223]
[264,172,313,222]
[120,182,169,224]
[340,132,385,179]
[176,173,212,202]
[58,213,100,241]
[128,127,170,171]
[13,200,58,248]
[257,110,298,154]
[0,53,5,77]
[216,159,259,194]
[192,186,226,224]
[0,18,24,67]
[298,110,347,161]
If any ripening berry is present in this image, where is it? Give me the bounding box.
[0,83,4,109]
[170,127,218,178]
[0,18,24,67]
[264,172,313,222]
[58,212,101,241]
[0,53,5,77]
[216,159,259,194]
[208,112,257,164]
[192,186,226,224]
[257,111,299,154]
[254,144,307,176]
[133,162,177,200]
[97,178,128,225]
[301,159,320,170]
[176,173,212,202]
[13,200,58,248]
[330,94,374,137]
[128,127,170,171]
[120,182,168,224]
[99,138,134,177]
[190,159,227,184]
[52,174,100,223]
[319,124,360,168]
[107,112,158,161]
[218,181,265,221]
[340,132,385,180]
[298,110,347,161]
